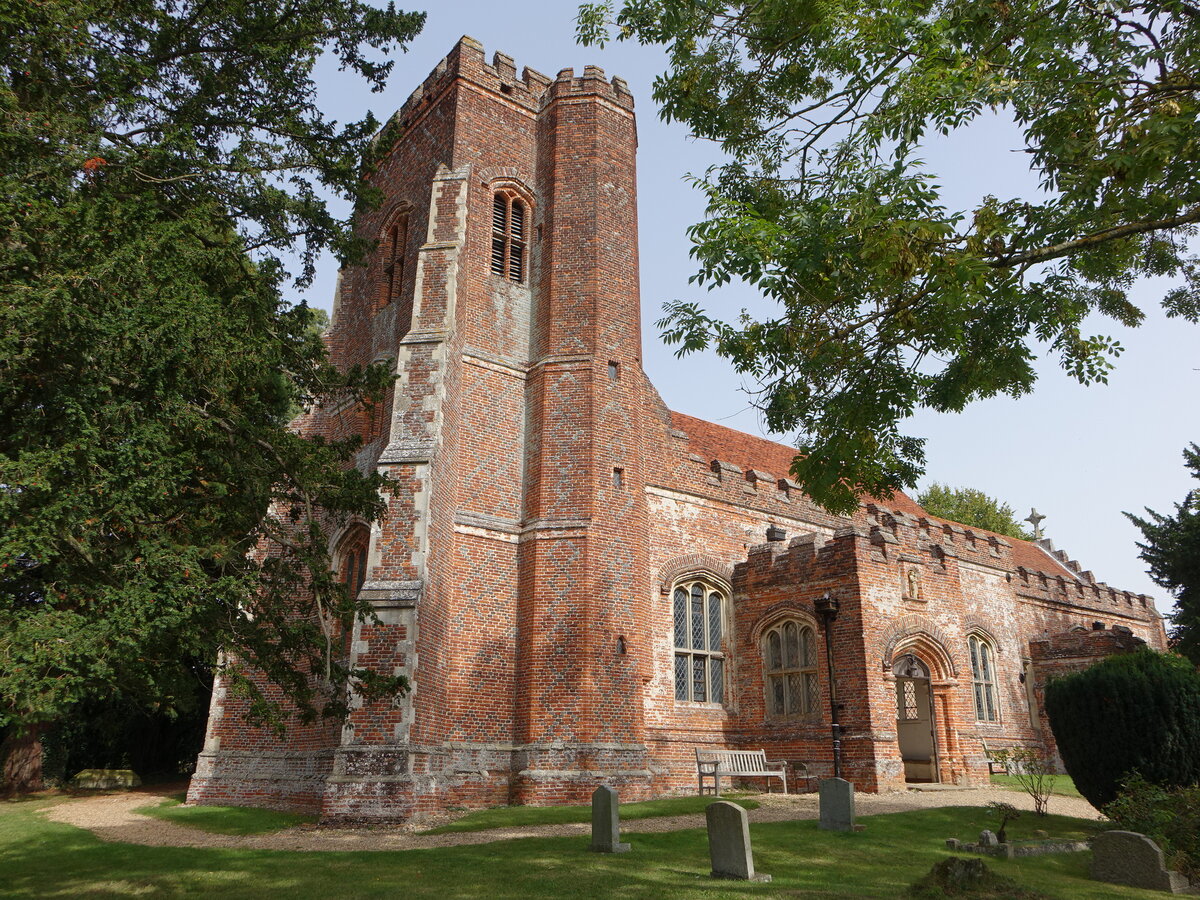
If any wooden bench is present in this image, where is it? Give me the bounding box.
[695,748,788,796]
[981,741,1012,775]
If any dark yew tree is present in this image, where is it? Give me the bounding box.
[1045,648,1200,808]
[1128,443,1200,664]
[0,0,424,788]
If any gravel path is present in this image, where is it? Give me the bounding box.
[41,785,1102,853]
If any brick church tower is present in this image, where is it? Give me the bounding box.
[190,36,657,820]
[189,37,1168,822]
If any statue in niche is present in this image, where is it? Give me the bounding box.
[905,566,922,601]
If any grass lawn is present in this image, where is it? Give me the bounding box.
[989,774,1087,801]
[423,793,760,834]
[0,795,1168,899]
[136,793,316,835]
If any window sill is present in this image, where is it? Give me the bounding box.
[674,701,728,712]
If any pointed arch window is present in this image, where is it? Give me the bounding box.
[491,192,527,283]
[379,213,408,310]
[337,526,370,600]
[672,578,726,704]
[968,634,999,722]
[764,621,819,718]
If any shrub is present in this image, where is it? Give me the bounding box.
[984,801,1019,843]
[1105,774,1200,880]
[989,747,1056,815]
[1044,648,1200,808]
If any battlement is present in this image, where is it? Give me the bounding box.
[1012,565,1156,615]
[865,502,1014,566]
[860,502,1159,620]
[379,36,633,147]
[738,527,861,584]
[543,64,634,110]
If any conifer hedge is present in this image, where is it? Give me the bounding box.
[1044,648,1200,808]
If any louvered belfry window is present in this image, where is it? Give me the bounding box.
[672,579,726,704]
[491,192,526,283]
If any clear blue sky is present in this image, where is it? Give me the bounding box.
[296,2,1199,610]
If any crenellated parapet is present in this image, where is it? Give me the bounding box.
[861,503,1016,573]
[736,527,864,589]
[376,36,636,154]
[1010,565,1157,619]
[380,37,552,136]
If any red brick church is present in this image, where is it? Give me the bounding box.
[187,37,1168,822]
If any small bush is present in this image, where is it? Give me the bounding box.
[984,801,1019,843]
[1044,648,1200,807]
[1104,774,1200,880]
[988,748,1056,815]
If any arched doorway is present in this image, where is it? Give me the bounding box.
[893,653,939,783]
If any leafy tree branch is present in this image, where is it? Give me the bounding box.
[581,0,1200,512]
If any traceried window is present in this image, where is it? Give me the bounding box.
[491,192,527,283]
[969,635,999,722]
[379,214,408,309]
[337,526,369,600]
[764,621,819,718]
[672,579,726,704]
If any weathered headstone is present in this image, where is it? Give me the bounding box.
[589,786,630,853]
[978,829,998,847]
[706,801,771,882]
[818,777,855,831]
[1091,831,1190,894]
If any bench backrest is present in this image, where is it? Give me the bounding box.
[696,749,770,772]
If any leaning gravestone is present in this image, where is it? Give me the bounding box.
[818,777,855,831]
[978,829,999,847]
[589,785,631,853]
[706,801,771,882]
[1091,831,1190,894]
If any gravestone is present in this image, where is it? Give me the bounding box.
[706,801,771,882]
[978,829,998,847]
[818,777,855,831]
[589,786,631,853]
[1091,831,1190,894]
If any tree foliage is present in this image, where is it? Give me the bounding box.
[1127,443,1200,664]
[1044,648,1200,808]
[917,483,1033,539]
[0,0,424,735]
[579,0,1200,513]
